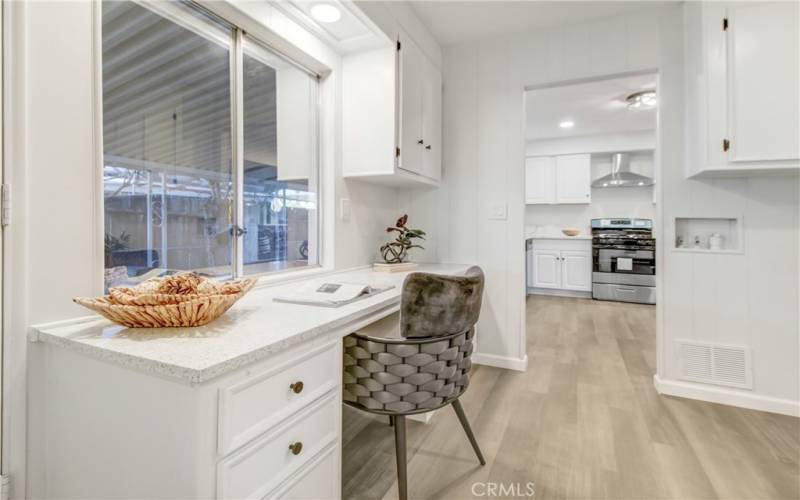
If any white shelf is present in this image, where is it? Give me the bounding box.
[673,216,743,254]
[672,247,743,256]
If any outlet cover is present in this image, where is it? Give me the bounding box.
[340,198,351,222]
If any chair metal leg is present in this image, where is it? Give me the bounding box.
[451,399,486,465]
[393,415,408,500]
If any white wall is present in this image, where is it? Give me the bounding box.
[526,129,655,156]
[403,6,665,368]
[411,1,798,415]
[526,186,655,235]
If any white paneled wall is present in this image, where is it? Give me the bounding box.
[402,7,664,368]
[404,1,799,415]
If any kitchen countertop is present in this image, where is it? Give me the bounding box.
[30,263,471,385]
[525,226,592,240]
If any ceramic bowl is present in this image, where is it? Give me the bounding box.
[561,228,581,237]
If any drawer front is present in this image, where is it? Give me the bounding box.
[219,342,339,455]
[217,392,338,499]
[266,445,339,500]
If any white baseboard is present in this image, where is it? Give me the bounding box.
[472,352,528,372]
[527,288,592,299]
[653,375,800,417]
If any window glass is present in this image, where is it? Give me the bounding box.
[102,2,320,288]
[241,38,319,275]
[103,1,234,287]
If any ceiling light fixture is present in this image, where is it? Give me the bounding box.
[310,3,342,23]
[559,121,575,128]
[626,90,657,110]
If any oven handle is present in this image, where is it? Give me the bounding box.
[615,287,638,293]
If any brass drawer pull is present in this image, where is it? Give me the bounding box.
[288,442,303,455]
[289,381,304,394]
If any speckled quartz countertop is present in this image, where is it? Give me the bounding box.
[525,226,592,240]
[30,263,471,385]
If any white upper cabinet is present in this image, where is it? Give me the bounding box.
[685,1,800,177]
[525,154,590,204]
[342,32,442,187]
[555,154,592,203]
[525,157,555,204]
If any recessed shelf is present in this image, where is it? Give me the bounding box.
[673,216,743,254]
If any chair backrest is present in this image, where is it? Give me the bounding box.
[399,266,484,338]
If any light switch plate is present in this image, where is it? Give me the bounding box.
[488,202,507,220]
[340,198,351,222]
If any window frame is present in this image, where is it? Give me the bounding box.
[96,0,325,285]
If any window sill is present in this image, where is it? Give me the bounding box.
[250,264,365,290]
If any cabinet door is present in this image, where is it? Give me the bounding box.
[398,34,424,176]
[727,2,799,163]
[561,250,592,291]
[532,249,561,289]
[525,157,555,204]
[421,56,442,181]
[555,154,591,203]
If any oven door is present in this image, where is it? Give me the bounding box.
[594,248,655,275]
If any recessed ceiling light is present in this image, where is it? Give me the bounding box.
[626,90,657,110]
[559,121,574,128]
[310,3,341,23]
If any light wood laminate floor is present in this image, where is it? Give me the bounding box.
[343,295,800,500]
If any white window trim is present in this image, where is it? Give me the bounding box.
[94,0,332,292]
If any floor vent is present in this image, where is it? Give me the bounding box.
[676,340,752,389]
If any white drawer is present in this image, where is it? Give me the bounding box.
[217,392,339,500]
[218,342,339,455]
[265,445,339,500]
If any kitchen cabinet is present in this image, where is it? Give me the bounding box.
[531,249,561,289]
[525,154,591,204]
[685,1,799,177]
[527,239,592,293]
[561,250,592,291]
[342,31,442,187]
[525,157,555,204]
[555,154,592,203]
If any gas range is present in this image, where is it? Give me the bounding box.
[591,218,656,304]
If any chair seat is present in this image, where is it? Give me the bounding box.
[353,311,402,341]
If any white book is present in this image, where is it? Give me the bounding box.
[273,282,393,307]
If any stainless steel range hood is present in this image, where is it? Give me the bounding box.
[591,153,654,188]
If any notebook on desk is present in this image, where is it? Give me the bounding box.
[273,282,394,307]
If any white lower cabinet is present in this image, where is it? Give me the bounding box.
[528,239,592,293]
[217,392,339,499]
[561,251,592,291]
[531,249,561,289]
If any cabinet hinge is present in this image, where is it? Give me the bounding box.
[396,40,401,51]
[395,147,401,158]
[723,18,728,31]
[723,139,730,152]
[1,184,11,227]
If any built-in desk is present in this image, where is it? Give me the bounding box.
[30,264,471,499]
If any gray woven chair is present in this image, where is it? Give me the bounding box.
[343,266,486,500]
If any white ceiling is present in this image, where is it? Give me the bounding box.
[525,73,657,140]
[408,1,668,46]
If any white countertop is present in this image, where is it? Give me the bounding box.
[30,263,471,385]
[525,226,592,240]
